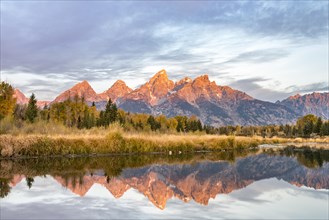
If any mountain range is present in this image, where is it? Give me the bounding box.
[13,69,329,126]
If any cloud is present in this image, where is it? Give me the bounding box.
[285,82,328,94]
[223,49,290,64]
[229,78,328,102]
[229,77,288,101]
[1,1,327,100]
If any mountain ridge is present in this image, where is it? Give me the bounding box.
[276,92,329,119]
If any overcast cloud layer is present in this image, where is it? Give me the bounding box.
[1,1,328,101]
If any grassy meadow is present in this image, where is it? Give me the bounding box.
[1,120,328,158]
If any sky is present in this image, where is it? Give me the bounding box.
[0,1,328,101]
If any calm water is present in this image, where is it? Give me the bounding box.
[1,147,328,219]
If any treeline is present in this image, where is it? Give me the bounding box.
[205,114,329,138]
[40,98,204,133]
[0,81,328,137]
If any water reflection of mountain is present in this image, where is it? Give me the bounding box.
[1,149,328,209]
[40,154,329,209]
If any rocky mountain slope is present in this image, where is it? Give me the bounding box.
[276,92,329,119]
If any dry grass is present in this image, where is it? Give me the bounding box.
[0,133,260,158]
[1,122,328,158]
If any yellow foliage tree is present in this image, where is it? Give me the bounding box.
[0,82,16,120]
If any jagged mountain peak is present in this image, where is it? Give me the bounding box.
[177,77,192,84]
[99,80,132,102]
[289,94,301,100]
[191,74,215,88]
[53,80,98,103]
[152,69,167,77]
[149,69,170,85]
[107,80,131,91]
[113,79,127,86]
[73,80,93,90]
[174,77,193,91]
[194,74,210,82]
[121,70,174,107]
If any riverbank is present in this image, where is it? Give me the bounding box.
[1,131,328,158]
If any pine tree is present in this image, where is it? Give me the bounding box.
[109,103,118,123]
[99,99,118,126]
[197,120,203,131]
[320,121,329,136]
[314,117,323,135]
[98,111,105,126]
[104,99,113,126]
[25,93,38,123]
[303,121,314,137]
[0,178,11,198]
[147,115,160,131]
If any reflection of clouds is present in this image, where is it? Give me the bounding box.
[1,177,328,219]
[209,178,328,219]
[224,178,290,204]
[285,184,329,201]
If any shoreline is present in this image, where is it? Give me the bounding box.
[0,150,216,160]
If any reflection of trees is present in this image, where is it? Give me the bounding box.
[26,177,34,189]
[0,149,257,194]
[0,178,11,198]
[296,150,325,168]
[276,146,329,168]
[0,150,254,182]
[2,146,327,199]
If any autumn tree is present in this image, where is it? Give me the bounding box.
[49,97,96,128]
[175,116,188,132]
[0,82,16,120]
[39,104,50,121]
[296,114,318,137]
